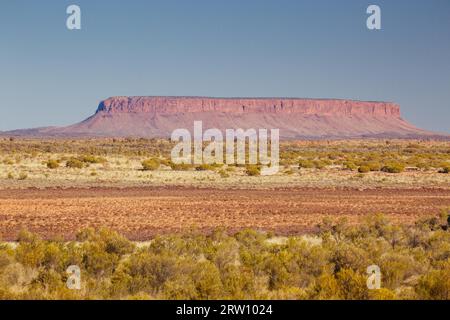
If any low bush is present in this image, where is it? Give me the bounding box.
[66,158,84,169]
[245,165,261,176]
[170,162,193,171]
[381,163,405,173]
[218,170,229,178]
[18,172,28,180]
[159,158,172,167]
[46,160,59,169]
[343,161,358,171]
[358,166,370,173]
[298,160,314,169]
[142,158,160,171]
[283,169,295,175]
[313,160,327,170]
[80,155,107,164]
[2,159,14,165]
[195,164,215,171]
[362,161,382,172]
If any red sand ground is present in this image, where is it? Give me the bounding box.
[0,187,449,240]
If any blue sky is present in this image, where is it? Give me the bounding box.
[1,0,449,132]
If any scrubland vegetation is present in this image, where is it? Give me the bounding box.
[0,138,448,189]
[1,138,449,173]
[0,213,449,300]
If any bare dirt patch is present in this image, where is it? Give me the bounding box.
[0,187,449,241]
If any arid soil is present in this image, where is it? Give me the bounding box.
[0,187,449,241]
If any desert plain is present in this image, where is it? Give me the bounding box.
[0,137,448,241]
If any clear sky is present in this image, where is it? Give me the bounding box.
[1,0,449,132]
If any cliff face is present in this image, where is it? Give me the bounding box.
[97,96,401,118]
[5,96,441,139]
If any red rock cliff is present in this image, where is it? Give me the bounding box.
[10,96,439,139]
[96,96,401,118]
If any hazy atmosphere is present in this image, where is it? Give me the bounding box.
[1,0,449,132]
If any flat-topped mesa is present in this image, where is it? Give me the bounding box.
[97,96,401,118]
[5,95,442,139]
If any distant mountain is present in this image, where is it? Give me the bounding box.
[3,96,448,140]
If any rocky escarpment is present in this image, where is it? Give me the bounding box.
[96,96,401,117]
[4,96,442,139]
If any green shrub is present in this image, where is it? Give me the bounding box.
[125,252,179,293]
[298,159,314,169]
[416,265,450,300]
[416,162,430,170]
[283,169,295,175]
[218,170,230,178]
[195,164,215,171]
[77,228,135,278]
[3,159,14,165]
[170,162,193,171]
[163,274,199,300]
[369,288,397,300]
[245,165,261,176]
[335,268,369,300]
[362,161,382,172]
[343,161,357,171]
[313,160,327,170]
[80,155,107,164]
[142,158,161,171]
[190,261,223,299]
[159,158,172,167]
[15,230,46,268]
[321,159,333,166]
[66,158,84,169]
[381,163,405,173]
[18,172,28,180]
[46,160,59,169]
[358,166,370,173]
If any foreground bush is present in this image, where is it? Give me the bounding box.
[0,213,449,300]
